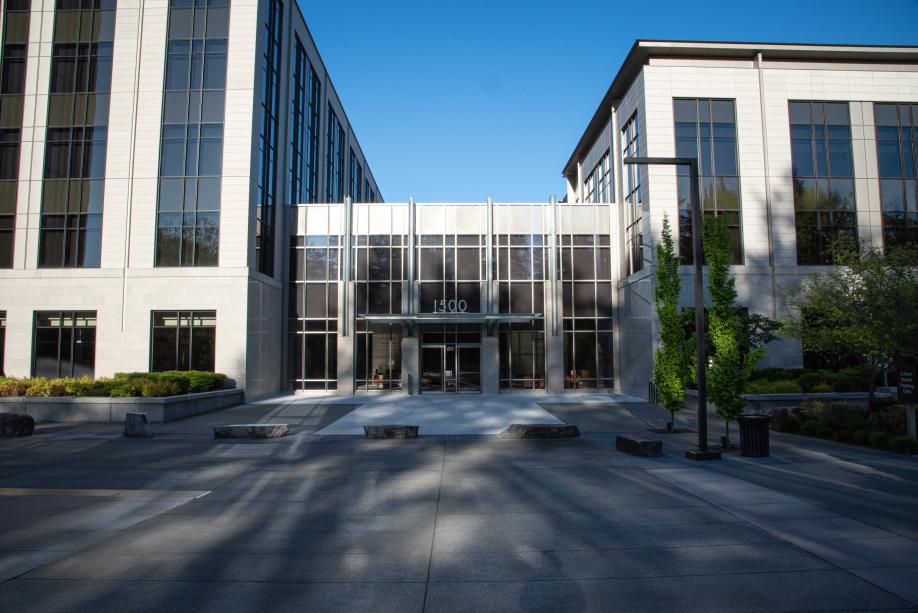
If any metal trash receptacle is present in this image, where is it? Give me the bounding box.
[737,415,770,457]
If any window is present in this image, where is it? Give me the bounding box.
[255,0,282,276]
[494,234,547,389]
[875,103,918,249]
[150,311,216,372]
[289,37,320,205]
[288,236,340,390]
[582,151,611,204]
[364,180,376,203]
[0,1,30,268]
[558,234,613,389]
[355,324,402,390]
[39,0,113,268]
[0,310,6,375]
[325,106,345,202]
[789,101,857,265]
[155,0,228,267]
[674,99,743,264]
[622,113,642,275]
[417,234,484,314]
[32,310,96,378]
[348,148,362,202]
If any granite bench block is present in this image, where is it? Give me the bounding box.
[616,435,663,457]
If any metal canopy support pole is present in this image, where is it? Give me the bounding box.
[623,156,720,460]
[407,197,416,336]
[485,196,494,336]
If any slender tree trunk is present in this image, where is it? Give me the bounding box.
[724,421,730,449]
[669,410,675,432]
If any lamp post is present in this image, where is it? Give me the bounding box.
[623,156,720,460]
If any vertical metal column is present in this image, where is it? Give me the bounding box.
[407,197,416,319]
[485,197,494,327]
[547,196,559,337]
[341,197,353,337]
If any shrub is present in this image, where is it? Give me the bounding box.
[141,379,182,397]
[853,429,873,445]
[800,400,867,431]
[772,408,801,432]
[0,372,227,398]
[888,436,918,455]
[747,379,803,394]
[869,431,891,449]
[812,382,833,393]
[799,421,820,437]
[751,368,807,382]
[799,370,834,393]
[868,405,908,437]
[0,377,29,396]
[832,365,871,392]
[832,429,854,443]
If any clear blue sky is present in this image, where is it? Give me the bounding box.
[297,0,918,202]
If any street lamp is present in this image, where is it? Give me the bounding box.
[623,156,721,460]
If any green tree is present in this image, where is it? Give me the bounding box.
[704,216,767,448]
[653,215,693,431]
[784,242,918,407]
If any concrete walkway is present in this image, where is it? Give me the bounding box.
[0,398,916,612]
[309,391,643,435]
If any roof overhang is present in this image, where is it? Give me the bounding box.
[562,40,918,179]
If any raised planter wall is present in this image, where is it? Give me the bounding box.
[0,389,245,423]
[684,389,893,414]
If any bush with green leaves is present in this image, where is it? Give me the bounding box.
[747,379,803,394]
[0,371,227,398]
[889,436,918,455]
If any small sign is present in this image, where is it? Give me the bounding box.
[899,363,917,403]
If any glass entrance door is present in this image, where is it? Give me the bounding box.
[420,344,481,393]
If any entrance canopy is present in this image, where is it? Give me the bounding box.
[357,312,542,335]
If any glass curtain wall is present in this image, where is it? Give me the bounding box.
[789,101,857,264]
[32,311,96,378]
[621,113,642,275]
[288,236,338,389]
[155,0,229,266]
[674,98,742,264]
[559,235,613,389]
[494,234,546,389]
[583,152,611,204]
[875,103,918,249]
[354,235,404,390]
[288,37,320,205]
[150,310,216,371]
[325,106,344,202]
[0,0,30,268]
[40,0,116,268]
[348,148,362,202]
[255,0,281,275]
[417,234,484,313]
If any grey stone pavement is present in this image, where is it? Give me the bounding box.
[0,397,916,612]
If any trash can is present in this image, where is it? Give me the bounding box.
[737,415,770,457]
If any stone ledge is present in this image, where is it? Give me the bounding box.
[213,424,289,439]
[616,434,663,457]
[364,425,419,439]
[0,389,245,423]
[498,424,580,439]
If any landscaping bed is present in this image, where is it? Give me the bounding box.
[0,371,242,424]
[771,400,918,455]
[0,371,227,398]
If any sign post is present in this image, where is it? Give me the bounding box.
[898,363,917,440]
